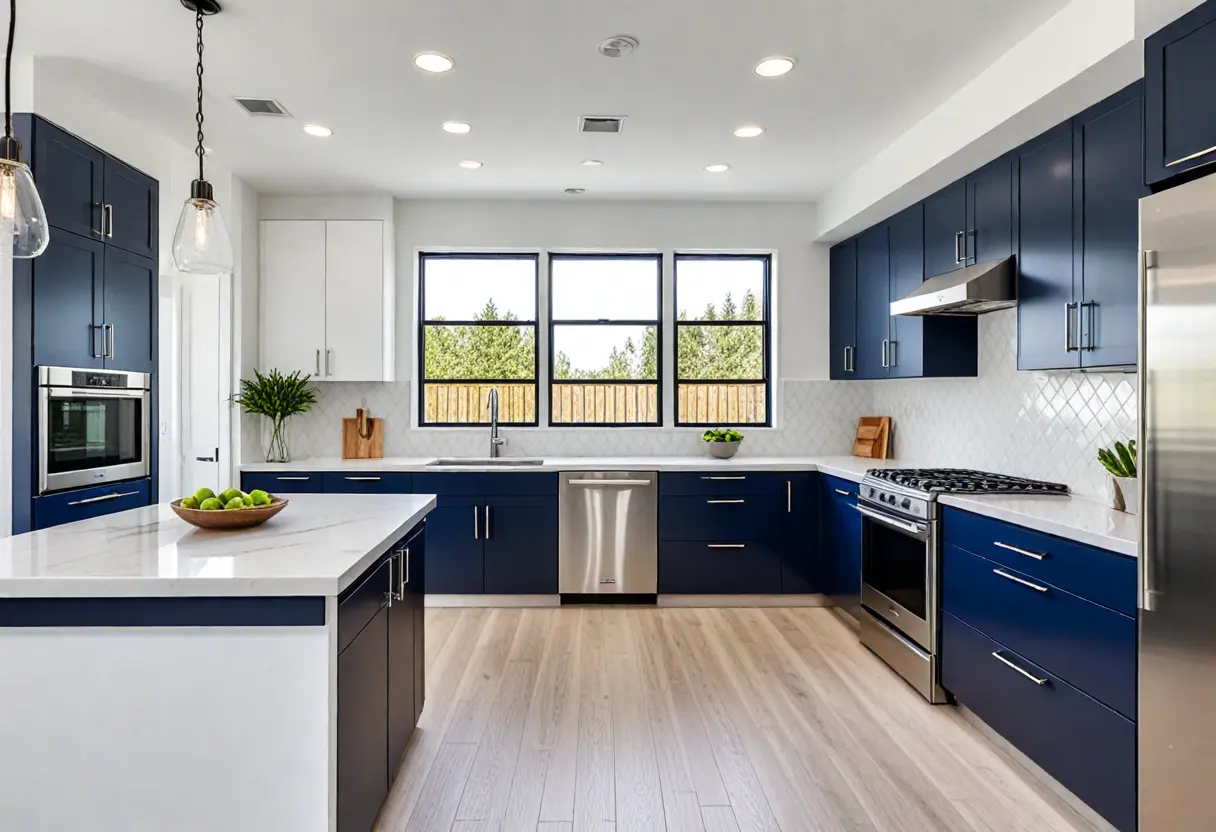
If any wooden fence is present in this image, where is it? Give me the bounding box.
[423,382,766,425]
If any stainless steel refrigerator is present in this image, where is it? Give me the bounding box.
[1139,171,1216,830]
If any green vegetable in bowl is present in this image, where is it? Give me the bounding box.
[702,429,744,443]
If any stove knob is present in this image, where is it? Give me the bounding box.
[901,498,912,510]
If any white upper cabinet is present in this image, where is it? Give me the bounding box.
[260,218,394,382]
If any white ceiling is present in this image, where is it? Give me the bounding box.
[25,0,1072,200]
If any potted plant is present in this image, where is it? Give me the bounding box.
[1098,440,1138,514]
[702,428,744,459]
[234,369,318,463]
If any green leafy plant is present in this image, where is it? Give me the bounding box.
[234,369,318,462]
[702,428,744,443]
[1098,440,1137,478]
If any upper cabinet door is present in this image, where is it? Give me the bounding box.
[260,221,327,378]
[324,220,387,382]
[888,203,925,379]
[829,240,858,380]
[1077,84,1145,369]
[102,158,158,260]
[855,224,891,379]
[33,119,105,241]
[102,247,156,373]
[1016,123,1078,371]
[923,180,967,278]
[968,156,1014,264]
[33,231,105,369]
[1146,1,1216,185]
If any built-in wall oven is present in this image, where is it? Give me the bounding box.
[38,366,152,495]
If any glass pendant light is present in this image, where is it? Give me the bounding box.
[172,0,232,274]
[1,0,49,258]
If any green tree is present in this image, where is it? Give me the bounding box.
[424,300,534,379]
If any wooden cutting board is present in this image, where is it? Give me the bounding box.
[342,409,384,459]
[853,416,891,459]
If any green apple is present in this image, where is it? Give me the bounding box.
[199,497,224,511]
[224,497,245,510]
[193,487,216,504]
[250,489,272,507]
[218,488,243,505]
[180,496,199,510]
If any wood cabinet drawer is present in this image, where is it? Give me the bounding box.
[942,544,1136,718]
[942,507,1136,615]
[338,557,392,654]
[659,472,784,497]
[659,541,781,594]
[241,472,323,494]
[659,494,781,542]
[941,613,1135,832]
[321,472,412,494]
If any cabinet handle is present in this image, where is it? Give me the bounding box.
[403,547,410,590]
[881,339,889,368]
[473,505,479,540]
[993,541,1045,561]
[92,202,104,236]
[1167,142,1216,168]
[834,488,851,497]
[888,340,897,368]
[325,349,332,376]
[315,350,321,376]
[787,480,792,513]
[103,203,114,238]
[702,476,746,481]
[570,479,652,487]
[846,345,855,373]
[992,568,1049,593]
[68,489,140,506]
[103,323,115,359]
[707,544,746,549]
[992,651,1048,686]
[485,505,491,540]
[706,499,745,505]
[344,476,382,482]
[91,324,105,359]
[1064,302,1079,352]
[954,230,965,264]
[275,476,311,481]
[385,556,395,607]
[1080,301,1097,351]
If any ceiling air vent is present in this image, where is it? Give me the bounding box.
[233,97,291,117]
[579,115,625,134]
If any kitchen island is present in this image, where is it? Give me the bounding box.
[0,493,435,832]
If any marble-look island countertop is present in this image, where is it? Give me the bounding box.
[0,493,436,599]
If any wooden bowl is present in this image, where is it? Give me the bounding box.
[170,497,289,530]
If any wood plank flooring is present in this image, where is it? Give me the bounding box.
[376,607,1102,832]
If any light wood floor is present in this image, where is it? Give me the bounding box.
[376,607,1101,832]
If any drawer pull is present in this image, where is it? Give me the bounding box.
[344,476,382,482]
[992,568,1049,593]
[1167,142,1216,168]
[834,488,851,497]
[994,541,1045,561]
[991,651,1048,686]
[275,476,311,481]
[706,499,745,505]
[68,490,140,507]
[702,476,746,481]
[707,544,746,549]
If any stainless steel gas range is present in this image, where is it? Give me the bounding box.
[856,469,1069,703]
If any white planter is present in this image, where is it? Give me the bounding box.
[1113,476,1140,515]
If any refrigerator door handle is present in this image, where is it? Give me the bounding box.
[1139,249,1160,612]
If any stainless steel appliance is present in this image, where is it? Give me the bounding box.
[857,469,1068,703]
[890,255,1017,316]
[558,471,657,597]
[1139,172,1216,830]
[38,366,151,494]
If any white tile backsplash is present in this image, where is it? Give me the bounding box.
[249,310,1136,500]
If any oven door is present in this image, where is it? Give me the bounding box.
[39,386,151,494]
[858,500,936,652]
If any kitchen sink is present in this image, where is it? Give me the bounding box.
[427,457,546,467]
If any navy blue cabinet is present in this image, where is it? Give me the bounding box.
[103,159,158,260]
[102,247,156,373]
[31,231,106,369]
[30,117,105,241]
[923,179,967,278]
[322,473,412,494]
[1146,0,1216,186]
[887,204,925,379]
[829,240,858,379]
[423,498,484,594]
[855,224,891,379]
[967,155,1015,264]
[241,472,323,493]
[820,476,861,604]
[483,496,558,594]
[659,540,782,595]
[388,527,424,773]
[781,474,820,593]
[32,478,152,530]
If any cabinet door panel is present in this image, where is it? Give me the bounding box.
[102,158,157,260]
[1077,85,1143,369]
[102,248,156,373]
[821,477,861,604]
[855,224,891,379]
[1146,3,1216,183]
[828,241,857,380]
[780,474,820,593]
[32,478,151,531]
[260,221,326,377]
[321,472,412,494]
[337,606,389,832]
[325,221,386,381]
[923,180,967,279]
[888,204,924,379]
[240,472,323,494]
[659,541,781,594]
[388,575,415,772]
[407,530,426,726]
[483,496,558,594]
[1016,124,1077,371]
[33,119,105,241]
[969,156,1014,264]
[33,231,105,369]
[423,499,484,594]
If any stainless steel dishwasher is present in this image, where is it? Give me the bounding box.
[558,471,658,597]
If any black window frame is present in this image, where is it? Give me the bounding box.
[547,252,664,427]
[417,252,541,427]
[673,252,773,428]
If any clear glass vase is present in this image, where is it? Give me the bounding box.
[265,417,291,463]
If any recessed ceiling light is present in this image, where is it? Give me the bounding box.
[565,188,586,194]
[581,159,604,166]
[414,52,454,73]
[734,125,765,138]
[704,163,730,173]
[597,35,639,58]
[442,121,471,134]
[302,124,333,137]
[458,160,483,169]
[754,56,796,77]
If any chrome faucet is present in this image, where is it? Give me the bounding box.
[487,388,506,458]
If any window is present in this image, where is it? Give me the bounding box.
[418,253,539,425]
[549,254,661,425]
[674,254,771,426]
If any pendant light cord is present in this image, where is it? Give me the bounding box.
[194,7,205,182]
[6,0,16,138]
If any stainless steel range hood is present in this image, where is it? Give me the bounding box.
[890,256,1017,316]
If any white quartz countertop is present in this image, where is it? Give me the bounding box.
[241,455,1138,556]
[0,494,436,599]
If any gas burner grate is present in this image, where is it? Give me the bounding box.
[864,468,1069,496]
